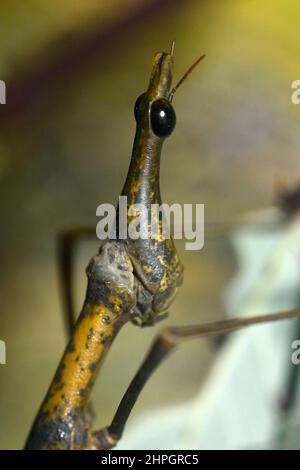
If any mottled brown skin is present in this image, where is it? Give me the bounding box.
[121,51,183,326]
[25,49,183,450]
[25,242,136,449]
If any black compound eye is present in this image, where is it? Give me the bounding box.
[134,93,146,121]
[150,98,176,138]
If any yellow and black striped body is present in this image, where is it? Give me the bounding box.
[25,48,183,450]
[25,242,135,449]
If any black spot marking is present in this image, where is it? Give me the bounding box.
[55,382,64,392]
[67,341,76,353]
[54,363,66,385]
[101,335,111,346]
[85,327,95,349]
[89,362,98,373]
[102,315,111,325]
[117,263,127,271]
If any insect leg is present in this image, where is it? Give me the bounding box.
[93,308,300,449]
[57,227,96,338]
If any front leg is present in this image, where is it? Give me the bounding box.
[92,308,300,449]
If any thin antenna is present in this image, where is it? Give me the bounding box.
[170,40,175,58]
[169,53,206,102]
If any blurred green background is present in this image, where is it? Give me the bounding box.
[0,0,300,449]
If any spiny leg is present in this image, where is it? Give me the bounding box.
[57,227,96,338]
[93,308,300,449]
